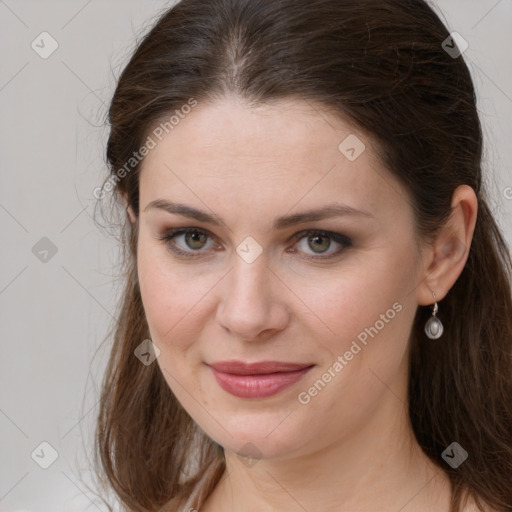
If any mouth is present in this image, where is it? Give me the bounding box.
[207,360,315,399]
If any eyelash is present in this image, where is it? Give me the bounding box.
[157,228,352,261]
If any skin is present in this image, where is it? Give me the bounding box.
[125,96,479,511]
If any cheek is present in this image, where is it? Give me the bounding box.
[136,238,218,349]
[294,279,415,440]
[136,248,211,399]
[298,247,417,391]
[297,256,410,341]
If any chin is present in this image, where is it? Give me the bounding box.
[204,414,311,461]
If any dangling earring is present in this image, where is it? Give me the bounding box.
[424,292,444,339]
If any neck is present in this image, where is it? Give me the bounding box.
[202,382,452,511]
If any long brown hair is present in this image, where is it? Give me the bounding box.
[92,0,512,510]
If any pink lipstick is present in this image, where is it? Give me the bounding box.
[208,360,314,398]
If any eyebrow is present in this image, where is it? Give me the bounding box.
[144,199,373,230]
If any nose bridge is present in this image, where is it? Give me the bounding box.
[227,249,271,305]
[216,247,287,338]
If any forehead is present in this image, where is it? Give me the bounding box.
[142,96,370,170]
[138,96,405,225]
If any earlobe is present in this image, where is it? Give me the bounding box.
[416,185,478,306]
[121,192,137,224]
[126,205,137,224]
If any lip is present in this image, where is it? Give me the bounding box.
[207,360,315,398]
[209,360,313,375]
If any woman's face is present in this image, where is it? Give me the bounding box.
[132,96,427,460]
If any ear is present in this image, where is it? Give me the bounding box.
[121,192,137,225]
[417,185,478,306]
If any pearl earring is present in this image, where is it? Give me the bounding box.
[424,292,444,340]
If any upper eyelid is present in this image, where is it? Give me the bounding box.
[162,226,347,240]
[163,227,351,249]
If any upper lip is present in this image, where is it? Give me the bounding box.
[208,360,314,375]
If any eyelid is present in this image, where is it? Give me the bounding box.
[157,227,352,260]
[158,227,220,259]
[288,230,352,260]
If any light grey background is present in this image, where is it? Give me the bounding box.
[1,1,511,511]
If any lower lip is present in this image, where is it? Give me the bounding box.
[209,365,314,398]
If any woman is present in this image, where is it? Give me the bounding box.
[93,0,512,511]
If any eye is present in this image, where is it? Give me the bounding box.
[288,230,352,260]
[157,228,351,260]
[158,228,218,259]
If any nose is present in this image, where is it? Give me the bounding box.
[215,253,290,341]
